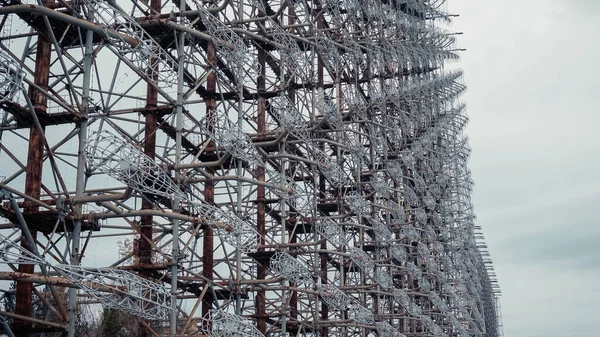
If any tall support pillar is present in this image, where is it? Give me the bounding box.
[315,3,329,336]
[138,0,162,275]
[170,28,185,337]
[255,22,267,335]
[66,26,94,337]
[139,69,159,271]
[139,111,157,272]
[319,240,328,337]
[14,3,52,335]
[138,1,161,336]
[201,40,217,327]
[287,3,299,327]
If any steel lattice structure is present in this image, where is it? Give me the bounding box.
[0,0,503,336]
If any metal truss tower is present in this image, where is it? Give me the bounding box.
[0,0,502,336]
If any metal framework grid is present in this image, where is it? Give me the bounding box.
[0,0,503,336]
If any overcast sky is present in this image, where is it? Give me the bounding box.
[446,1,600,337]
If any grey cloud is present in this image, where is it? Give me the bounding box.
[447,1,600,337]
[495,226,600,269]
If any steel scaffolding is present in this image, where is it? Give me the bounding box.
[0,0,502,336]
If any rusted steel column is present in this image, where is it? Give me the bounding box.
[287,87,298,324]
[319,241,328,337]
[138,0,161,275]
[137,2,161,337]
[201,40,217,327]
[286,3,299,326]
[315,3,329,336]
[138,56,159,272]
[139,57,159,265]
[289,233,298,321]
[255,32,267,334]
[139,116,156,266]
[14,3,52,335]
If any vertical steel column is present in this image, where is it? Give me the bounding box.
[234,2,245,317]
[315,2,329,336]
[138,3,161,336]
[66,26,93,337]
[201,40,217,326]
[138,0,162,274]
[255,27,267,334]
[139,116,157,271]
[319,240,328,337]
[170,21,186,335]
[14,2,52,334]
[286,3,298,327]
